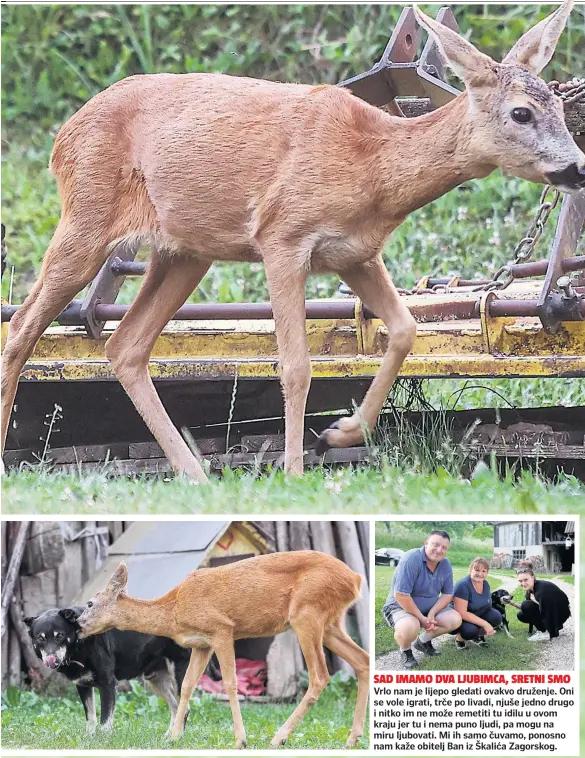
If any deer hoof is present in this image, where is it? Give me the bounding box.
[235,738,247,749]
[315,422,340,455]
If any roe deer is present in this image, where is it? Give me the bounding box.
[2,1,583,481]
[76,551,370,748]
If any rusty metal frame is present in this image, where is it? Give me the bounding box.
[536,192,585,333]
[338,6,460,110]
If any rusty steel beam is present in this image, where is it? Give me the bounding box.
[3,295,585,326]
[509,255,585,280]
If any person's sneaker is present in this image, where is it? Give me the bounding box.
[401,649,418,668]
[455,640,467,651]
[413,637,440,656]
[470,637,488,648]
[527,630,550,642]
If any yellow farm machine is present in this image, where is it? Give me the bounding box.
[3,8,584,475]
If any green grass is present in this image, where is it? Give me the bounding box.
[374,565,540,670]
[2,464,585,515]
[1,675,368,750]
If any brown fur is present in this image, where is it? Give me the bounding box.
[77,551,370,748]
[1,3,582,480]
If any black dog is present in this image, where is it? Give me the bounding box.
[25,607,195,732]
[491,589,514,638]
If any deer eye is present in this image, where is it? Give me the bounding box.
[511,107,533,124]
[86,601,93,608]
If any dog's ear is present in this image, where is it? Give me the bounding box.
[23,616,36,630]
[59,608,81,623]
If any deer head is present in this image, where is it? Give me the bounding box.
[414,0,585,192]
[77,562,128,637]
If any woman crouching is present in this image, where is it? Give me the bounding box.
[506,568,571,641]
[452,558,502,650]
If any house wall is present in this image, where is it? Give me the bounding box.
[494,521,541,548]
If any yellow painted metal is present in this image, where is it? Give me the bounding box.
[14,284,585,382]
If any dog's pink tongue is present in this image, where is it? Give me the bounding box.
[45,655,57,667]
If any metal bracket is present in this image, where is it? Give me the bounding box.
[79,241,139,339]
[338,6,461,111]
[537,190,585,333]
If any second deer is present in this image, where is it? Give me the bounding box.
[1,2,583,480]
[76,551,370,748]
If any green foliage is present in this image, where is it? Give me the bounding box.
[3,4,582,130]
[374,521,492,567]
[472,524,495,541]
[1,677,368,749]
[2,464,584,515]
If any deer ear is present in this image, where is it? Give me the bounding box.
[503,0,573,74]
[413,5,497,88]
[108,562,128,595]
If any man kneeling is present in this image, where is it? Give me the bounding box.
[382,530,461,668]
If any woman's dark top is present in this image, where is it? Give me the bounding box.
[525,579,571,636]
[453,575,492,614]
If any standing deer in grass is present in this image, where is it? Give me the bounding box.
[76,551,369,748]
[2,2,583,481]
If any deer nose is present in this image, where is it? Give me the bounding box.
[546,163,585,189]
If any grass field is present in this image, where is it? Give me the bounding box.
[3,464,585,514]
[374,565,541,670]
[1,674,369,750]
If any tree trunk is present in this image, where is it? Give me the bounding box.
[1,521,30,638]
[10,581,44,680]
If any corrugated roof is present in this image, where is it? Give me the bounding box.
[110,521,228,554]
[74,521,228,603]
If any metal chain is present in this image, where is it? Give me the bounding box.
[480,185,561,292]
[548,77,585,104]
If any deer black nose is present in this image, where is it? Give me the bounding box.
[546,163,585,189]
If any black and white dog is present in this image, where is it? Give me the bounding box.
[491,589,514,638]
[25,607,195,732]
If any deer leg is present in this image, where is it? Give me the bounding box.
[317,256,416,451]
[264,257,310,475]
[1,221,112,454]
[170,646,212,740]
[271,619,330,747]
[323,623,370,747]
[213,637,247,749]
[104,253,210,482]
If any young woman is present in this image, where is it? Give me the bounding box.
[506,568,571,641]
[452,558,502,650]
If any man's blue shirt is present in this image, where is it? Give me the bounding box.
[383,546,454,616]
